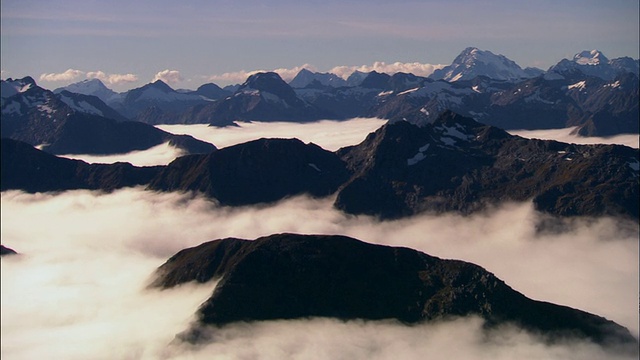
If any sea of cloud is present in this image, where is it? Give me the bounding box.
[157,117,387,152]
[60,119,638,166]
[2,119,638,359]
[508,127,640,149]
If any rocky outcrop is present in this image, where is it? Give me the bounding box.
[0,245,18,256]
[151,233,638,351]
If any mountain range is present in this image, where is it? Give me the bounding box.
[150,233,638,352]
[40,47,639,137]
[3,111,638,221]
[1,77,216,155]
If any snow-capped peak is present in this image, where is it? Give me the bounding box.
[430,47,532,82]
[54,78,119,103]
[573,50,609,66]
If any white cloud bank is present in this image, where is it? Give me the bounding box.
[39,69,138,85]
[157,117,387,152]
[58,142,188,166]
[509,127,640,149]
[1,190,637,360]
[39,68,84,82]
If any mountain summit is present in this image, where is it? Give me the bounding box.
[54,78,119,104]
[152,233,639,352]
[547,49,638,80]
[430,47,535,82]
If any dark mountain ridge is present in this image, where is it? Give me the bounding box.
[3,111,638,220]
[1,138,162,193]
[150,233,638,352]
[336,111,639,219]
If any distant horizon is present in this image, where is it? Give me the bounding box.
[2,1,638,92]
[3,46,638,94]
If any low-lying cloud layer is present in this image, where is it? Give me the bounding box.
[157,117,387,152]
[1,190,637,360]
[59,142,188,166]
[508,127,640,149]
[2,119,638,359]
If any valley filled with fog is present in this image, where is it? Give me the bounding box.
[2,118,638,359]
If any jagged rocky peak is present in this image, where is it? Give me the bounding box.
[148,79,174,92]
[609,57,640,76]
[1,76,38,99]
[53,78,120,104]
[239,72,297,97]
[346,70,369,86]
[547,49,636,81]
[289,68,346,88]
[152,233,639,352]
[359,71,392,89]
[241,72,286,90]
[58,78,109,93]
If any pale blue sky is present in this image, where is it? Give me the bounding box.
[2,0,638,91]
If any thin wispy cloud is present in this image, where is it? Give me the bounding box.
[39,68,84,82]
[86,71,138,85]
[152,69,183,85]
[38,69,138,86]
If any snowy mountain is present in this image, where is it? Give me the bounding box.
[54,78,120,104]
[547,50,639,80]
[110,80,211,122]
[57,90,128,122]
[336,111,639,219]
[0,78,215,155]
[429,47,536,82]
[289,69,347,88]
[1,76,37,102]
[192,72,333,126]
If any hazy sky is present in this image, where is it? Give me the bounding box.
[1,0,639,91]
